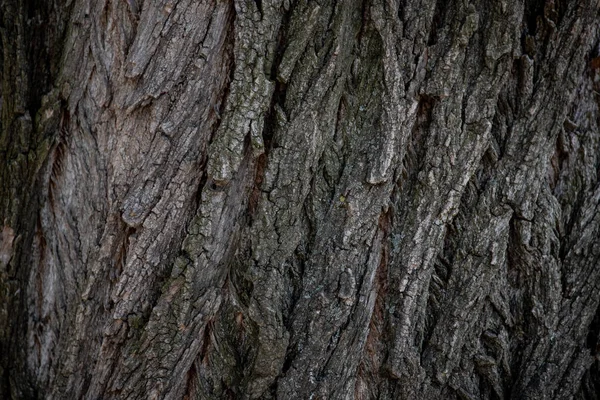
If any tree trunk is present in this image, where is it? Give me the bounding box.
[2,0,600,398]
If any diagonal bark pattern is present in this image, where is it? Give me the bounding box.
[1,0,600,399]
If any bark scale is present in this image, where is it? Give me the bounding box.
[1,0,600,399]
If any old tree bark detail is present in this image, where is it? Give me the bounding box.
[2,0,600,399]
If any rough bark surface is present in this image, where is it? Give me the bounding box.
[2,0,600,399]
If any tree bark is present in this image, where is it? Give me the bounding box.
[2,0,600,399]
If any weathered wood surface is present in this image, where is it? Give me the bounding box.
[1,0,600,398]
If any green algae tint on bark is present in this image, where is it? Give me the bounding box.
[1,0,600,399]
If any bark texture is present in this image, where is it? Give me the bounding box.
[2,0,600,399]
